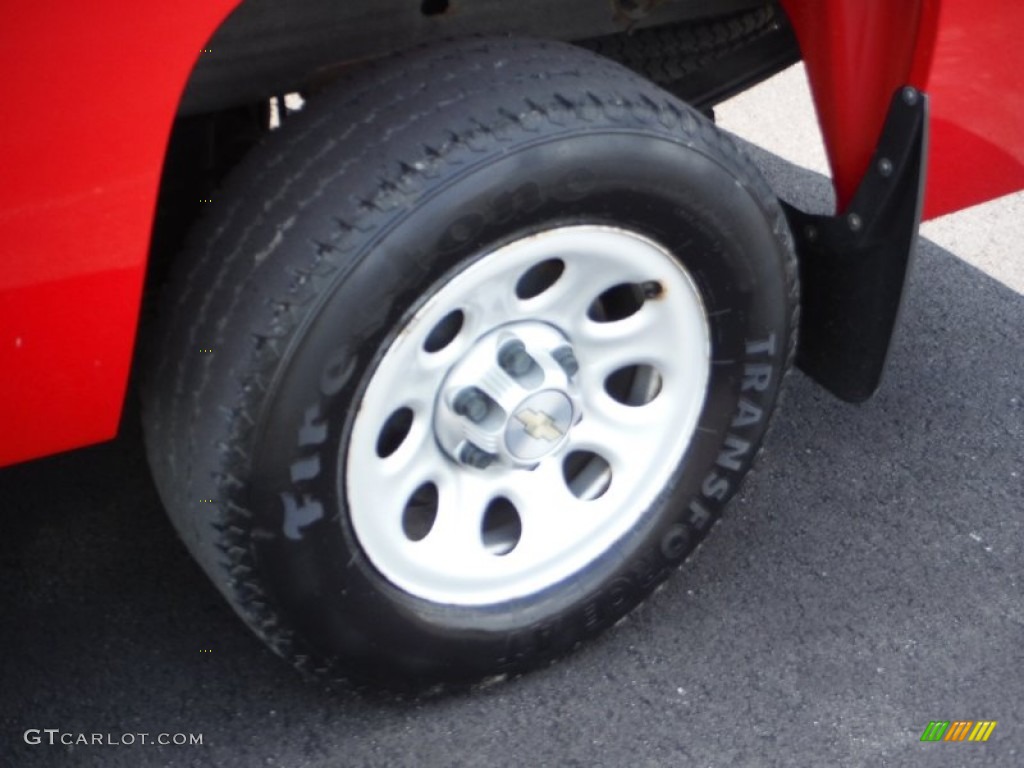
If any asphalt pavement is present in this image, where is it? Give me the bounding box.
[1,65,1021,768]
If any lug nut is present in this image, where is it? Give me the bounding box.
[498,340,534,377]
[552,346,579,377]
[460,442,496,469]
[453,387,490,423]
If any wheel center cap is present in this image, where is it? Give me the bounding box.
[506,391,573,460]
[433,321,583,470]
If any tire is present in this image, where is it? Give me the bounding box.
[141,36,797,691]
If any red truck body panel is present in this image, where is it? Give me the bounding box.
[1,0,1022,466]
[0,2,238,466]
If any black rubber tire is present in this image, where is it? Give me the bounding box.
[579,4,779,87]
[141,36,798,692]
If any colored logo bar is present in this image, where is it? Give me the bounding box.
[920,721,997,742]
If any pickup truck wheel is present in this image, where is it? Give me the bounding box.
[141,37,797,691]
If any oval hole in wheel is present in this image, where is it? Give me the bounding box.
[515,258,565,299]
[482,498,522,555]
[604,364,663,406]
[376,407,414,458]
[402,482,439,541]
[562,450,612,500]
[587,282,648,322]
[423,309,464,352]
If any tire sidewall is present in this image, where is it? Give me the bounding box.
[247,129,790,684]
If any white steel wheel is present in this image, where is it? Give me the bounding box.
[347,226,711,605]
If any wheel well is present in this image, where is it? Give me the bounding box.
[178,0,773,114]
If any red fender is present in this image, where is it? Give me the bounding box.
[0,2,239,466]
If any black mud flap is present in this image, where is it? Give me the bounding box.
[784,86,928,403]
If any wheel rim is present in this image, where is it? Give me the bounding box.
[346,225,710,605]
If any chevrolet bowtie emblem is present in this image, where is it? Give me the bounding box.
[514,408,564,442]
